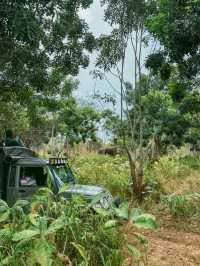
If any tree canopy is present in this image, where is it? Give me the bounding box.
[146,0,200,79]
[0,0,95,102]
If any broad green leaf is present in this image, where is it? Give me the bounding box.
[14,200,30,208]
[12,206,24,215]
[93,207,110,217]
[104,219,119,229]
[114,202,129,220]
[0,200,8,208]
[46,215,66,235]
[0,210,10,223]
[129,208,143,223]
[0,206,8,213]
[12,229,39,242]
[133,214,157,230]
[37,187,54,197]
[29,213,40,227]
[34,241,53,266]
[58,184,73,194]
[26,241,53,266]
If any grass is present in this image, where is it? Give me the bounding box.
[71,154,131,201]
[71,151,200,221]
[144,153,200,195]
[71,152,200,198]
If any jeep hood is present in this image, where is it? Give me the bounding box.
[62,184,106,200]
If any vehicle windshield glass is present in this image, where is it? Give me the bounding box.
[51,165,75,185]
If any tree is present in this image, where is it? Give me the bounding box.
[146,0,200,80]
[58,100,102,146]
[0,0,95,103]
[0,0,99,148]
[95,0,153,200]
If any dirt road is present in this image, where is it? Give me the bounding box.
[123,225,200,266]
[148,228,200,266]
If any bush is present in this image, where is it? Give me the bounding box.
[144,154,200,195]
[0,188,157,265]
[0,189,124,266]
[71,154,131,200]
[163,193,200,219]
[145,155,190,182]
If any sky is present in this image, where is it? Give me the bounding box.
[76,1,112,108]
[76,1,151,113]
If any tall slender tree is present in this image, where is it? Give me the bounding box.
[96,0,153,200]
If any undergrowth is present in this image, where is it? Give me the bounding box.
[71,154,131,200]
[0,189,125,266]
[0,188,157,266]
[71,152,200,220]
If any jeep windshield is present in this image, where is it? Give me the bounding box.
[50,164,76,186]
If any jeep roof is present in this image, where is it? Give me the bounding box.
[0,147,46,166]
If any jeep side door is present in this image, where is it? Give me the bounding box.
[16,165,48,201]
[16,165,57,201]
[7,164,19,206]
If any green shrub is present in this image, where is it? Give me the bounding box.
[144,154,200,195]
[145,155,190,182]
[0,190,125,266]
[180,155,200,170]
[163,193,200,218]
[71,154,131,200]
[0,188,156,265]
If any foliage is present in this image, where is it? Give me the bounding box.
[72,153,131,200]
[0,187,157,265]
[0,102,30,140]
[58,103,101,145]
[163,193,200,219]
[145,150,200,197]
[0,191,124,266]
[0,0,95,100]
[0,82,103,148]
[142,89,191,148]
[0,0,100,148]
[147,0,200,79]
[72,151,200,205]
[118,74,200,152]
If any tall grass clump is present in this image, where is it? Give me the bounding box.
[72,154,131,200]
[145,154,200,195]
[163,193,200,219]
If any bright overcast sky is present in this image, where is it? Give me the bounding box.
[76,1,151,112]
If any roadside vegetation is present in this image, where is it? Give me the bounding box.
[0,187,157,266]
[72,150,200,225]
[0,0,200,264]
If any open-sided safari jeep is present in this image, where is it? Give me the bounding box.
[0,147,117,209]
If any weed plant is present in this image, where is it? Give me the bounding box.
[0,188,156,265]
[72,154,131,200]
[0,189,124,266]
